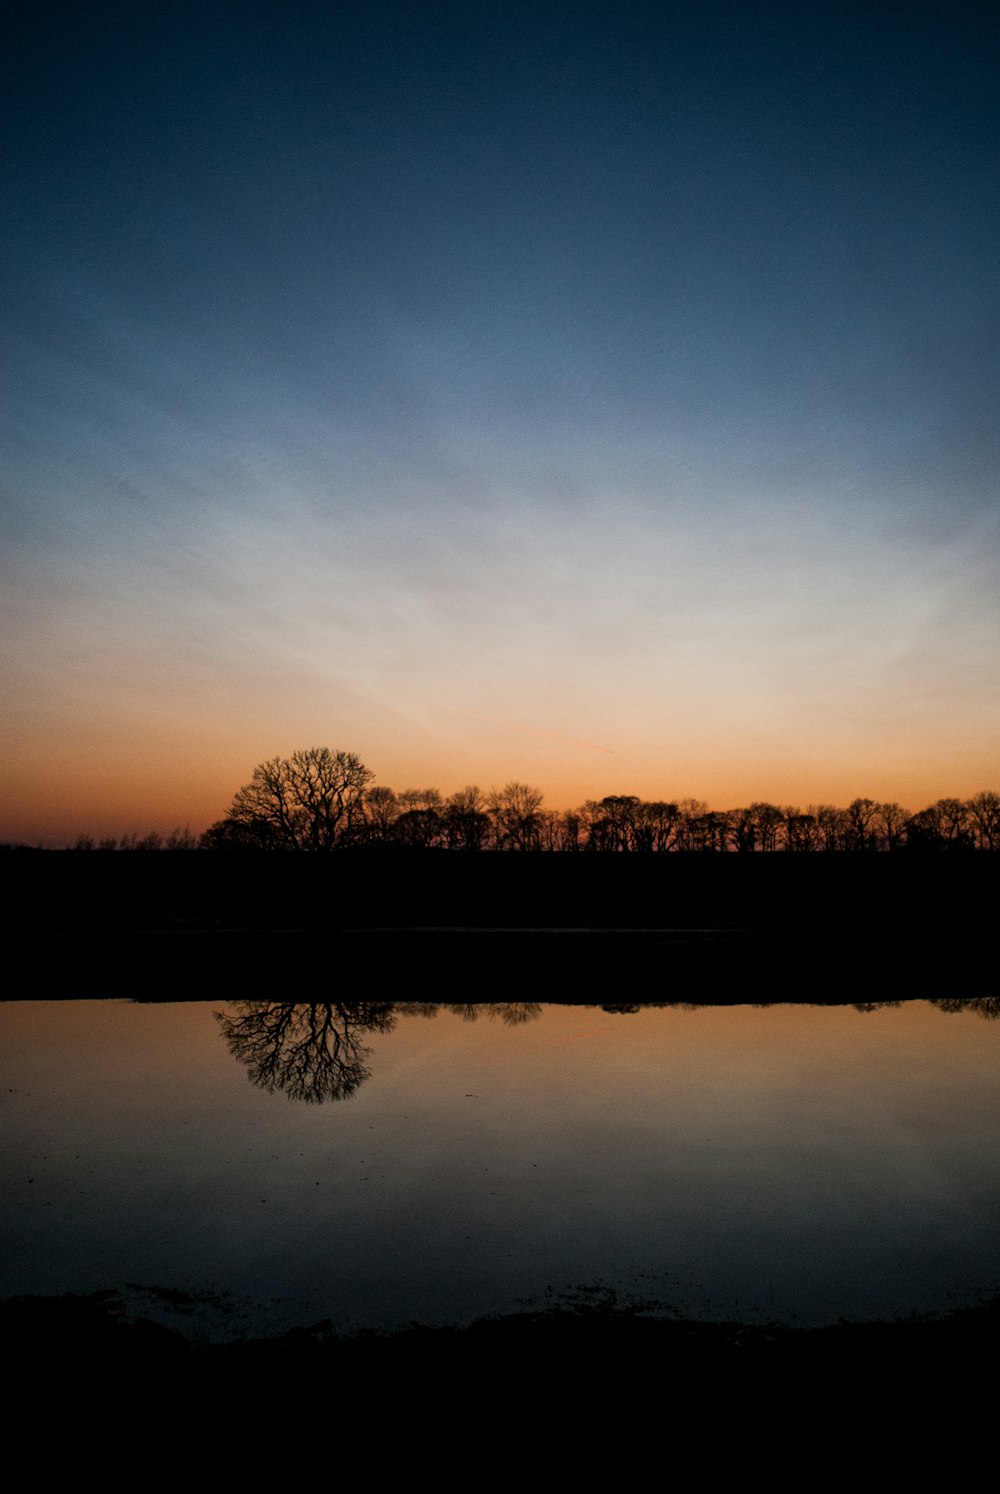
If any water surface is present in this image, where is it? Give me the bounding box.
[2,999,998,1338]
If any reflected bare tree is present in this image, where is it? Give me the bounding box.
[443,1002,542,1025]
[931,997,1000,1021]
[215,997,992,1105]
[216,1002,397,1103]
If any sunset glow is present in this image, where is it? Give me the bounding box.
[4,6,997,842]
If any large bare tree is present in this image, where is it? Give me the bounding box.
[222,747,374,850]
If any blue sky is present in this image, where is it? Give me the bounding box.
[3,2,998,838]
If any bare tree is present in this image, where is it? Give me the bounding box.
[396,787,443,812]
[442,785,489,851]
[449,785,485,814]
[674,799,710,851]
[363,785,399,842]
[934,797,972,846]
[487,782,544,850]
[874,801,909,852]
[967,790,1000,851]
[392,806,443,848]
[845,797,884,850]
[785,811,820,852]
[812,804,848,850]
[222,747,374,850]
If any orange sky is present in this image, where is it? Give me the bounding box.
[5,688,997,845]
[4,9,997,845]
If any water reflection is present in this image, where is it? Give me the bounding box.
[935,997,1000,1019]
[217,1003,396,1104]
[218,1001,543,1102]
[4,996,1000,1339]
[217,997,999,1103]
[439,1003,543,1025]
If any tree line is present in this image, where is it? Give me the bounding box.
[180,746,997,854]
[44,747,997,853]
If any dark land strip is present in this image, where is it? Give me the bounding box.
[4,1284,1000,1401]
[5,850,994,999]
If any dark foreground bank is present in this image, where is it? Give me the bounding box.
[6,849,997,998]
[5,1286,999,1397]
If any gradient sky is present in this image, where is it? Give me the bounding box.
[3,2,998,841]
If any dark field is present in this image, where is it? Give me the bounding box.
[6,848,995,999]
[6,851,996,1398]
[6,1281,1000,1398]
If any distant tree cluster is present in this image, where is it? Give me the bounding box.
[188,747,1000,854]
[68,827,199,852]
[51,748,997,853]
[197,749,540,852]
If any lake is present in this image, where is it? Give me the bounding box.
[2,997,999,1341]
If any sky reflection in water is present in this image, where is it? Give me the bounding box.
[2,999,999,1339]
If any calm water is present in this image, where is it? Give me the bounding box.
[2,998,999,1339]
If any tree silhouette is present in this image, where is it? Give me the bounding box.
[192,761,999,856]
[208,748,374,851]
[216,1001,396,1102]
[487,782,544,850]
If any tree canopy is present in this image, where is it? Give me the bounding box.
[185,754,1000,854]
[205,747,374,851]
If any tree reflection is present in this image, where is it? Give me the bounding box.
[216,996,999,1106]
[393,1003,543,1025]
[931,997,1000,1020]
[216,1002,396,1103]
[217,1001,544,1103]
[442,1002,542,1025]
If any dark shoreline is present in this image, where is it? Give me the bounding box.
[6,1284,1000,1392]
[7,849,996,998]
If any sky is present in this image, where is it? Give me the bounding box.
[3,1,998,842]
